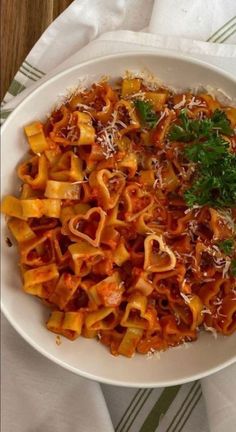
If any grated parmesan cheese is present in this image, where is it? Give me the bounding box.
[203,323,218,339]
[153,166,163,189]
[184,205,201,214]
[180,292,192,304]
[146,348,161,360]
[173,95,186,109]
[155,110,166,126]
[217,209,235,232]
[76,102,93,111]
[222,258,231,278]
[72,180,89,184]
[187,96,205,109]
[216,306,227,318]
[201,307,212,316]
[96,112,124,159]
[127,91,146,100]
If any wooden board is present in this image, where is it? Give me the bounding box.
[1,0,73,100]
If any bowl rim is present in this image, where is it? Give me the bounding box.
[1,50,236,134]
[1,50,236,387]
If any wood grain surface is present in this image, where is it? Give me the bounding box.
[1,0,73,100]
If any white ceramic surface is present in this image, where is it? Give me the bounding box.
[1,52,236,387]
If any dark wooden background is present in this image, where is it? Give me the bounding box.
[1,0,73,100]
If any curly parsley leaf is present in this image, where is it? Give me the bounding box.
[184,151,236,207]
[168,109,234,142]
[217,239,234,255]
[168,110,213,142]
[184,134,228,165]
[231,259,236,277]
[134,100,158,129]
[211,109,234,136]
[168,108,236,208]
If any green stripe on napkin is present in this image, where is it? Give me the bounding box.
[175,387,202,432]
[123,389,153,432]
[115,389,152,432]
[165,381,199,432]
[167,382,201,432]
[20,64,43,80]
[24,60,46,76]
[8,79,26,97]
[139,386,181,432]
[207,15,236,43]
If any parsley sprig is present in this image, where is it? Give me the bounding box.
[211,109,235,136]
[168,109,236,208]
[184,134,228,165]
[168,109,234,141]
[168,111,212,141]
[134,100,158,129]
[217,240,236,277]
[184,150,236,207]
[231,259,236,276]
[217,239,234,255]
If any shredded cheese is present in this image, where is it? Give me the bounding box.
[146,349,161,360]
[180,292,192,304]
[203,323,218,339]
[187,96,205,109]
[201,307,212,316]
[173,95,187,109]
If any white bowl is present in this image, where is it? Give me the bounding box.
[1,52,236,387]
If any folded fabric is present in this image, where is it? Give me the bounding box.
[201,364,236,432]
[1,1,236,432]
[1,314,114,432]
[150,0,236,43]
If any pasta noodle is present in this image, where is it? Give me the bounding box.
[2,76,236,358]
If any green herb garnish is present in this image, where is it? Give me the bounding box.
[184,134,228,165]
[168,109,236,208]
[168,110,213,141]
[134,100,158,129]
[184,151,236,207]
[231,259,236,276]
[211,109,234,136]
[168,109,234,141]
[217,239,234,255]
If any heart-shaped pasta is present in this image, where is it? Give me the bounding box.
[123,184,154,222]
[153,264,186,286]
[93,83,118,124]
[89,169,126,210]
[195,242,218,278]
[128,271,154,296]
[17,154,48,189]
[115,100,140,136]
[167,211,192,235]
[134,212,164,235]
[120,293,160,331]
[20,230,55,267]
[197,277,231,308]
[49,273,81,309]
[67,207,106,247]
[69,241,104,276]
[106,203,127,228]
[73,111,95,146]
[50,150,84,182]
[144,234,176,272]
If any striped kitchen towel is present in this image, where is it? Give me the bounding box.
[1,1,236,432]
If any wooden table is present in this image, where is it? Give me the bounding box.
[1,0,73,100]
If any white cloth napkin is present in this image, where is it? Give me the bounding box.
[1,1,236,431]
[201,364,236,432]
[150,0,236,42]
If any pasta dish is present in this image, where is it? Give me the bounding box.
[2,75,236,357]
